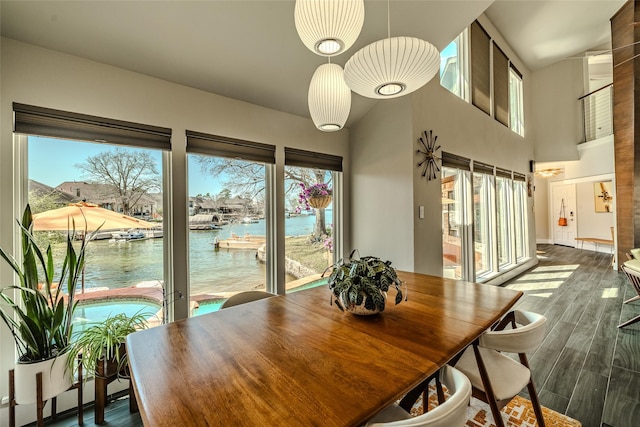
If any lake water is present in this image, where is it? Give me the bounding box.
[51,211,332,295]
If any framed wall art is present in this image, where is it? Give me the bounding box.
[594,181,614,213]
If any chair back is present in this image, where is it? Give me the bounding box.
[221,291,275,309]
[479,310,546,354]
[367,366,471,427]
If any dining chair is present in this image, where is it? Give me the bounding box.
[619,260,640,327]
[365,365,471,427]
[220,290,275,309]
[454,310,547,427]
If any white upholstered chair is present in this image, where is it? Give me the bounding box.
[454,310,547,427]
[220,290,275,309]
[619,260,640,328]
[365,365,471,427]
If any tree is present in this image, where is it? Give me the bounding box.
[195,155,331,236]
[28,190,67,214]
[76,148,160,215]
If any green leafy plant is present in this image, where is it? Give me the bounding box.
[0,204,88,362]
[66,311,149,379]
[324,250,406,313]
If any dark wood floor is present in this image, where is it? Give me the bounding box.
[37,244,640,427]
[507,244,640,427]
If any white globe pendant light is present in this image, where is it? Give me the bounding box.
[294,0,365,57]
[308,63,351,131]
[344,36,440,99]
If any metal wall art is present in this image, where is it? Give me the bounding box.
[416,130,441,180]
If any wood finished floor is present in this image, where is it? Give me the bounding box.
[36,244,640,427]
[508,244,640,427]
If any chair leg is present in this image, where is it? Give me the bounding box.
[519,353,545,427]
[619,314,640,328]
[526,380,546,427]
[398,373,434,412]
[624,295,640,304]
[473,344,505,427]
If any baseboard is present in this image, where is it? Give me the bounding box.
[536,238,552,244]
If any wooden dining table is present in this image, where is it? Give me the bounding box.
[126,271,522,426]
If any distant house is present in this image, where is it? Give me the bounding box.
[55,181,159,216]
[28,179,76,210]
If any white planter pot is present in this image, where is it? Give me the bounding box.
[14,352,73,404]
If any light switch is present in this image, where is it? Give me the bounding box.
[419,206,424,219]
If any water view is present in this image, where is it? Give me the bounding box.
[46,212,331,295]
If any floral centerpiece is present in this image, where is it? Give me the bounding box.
[296,182,333,211]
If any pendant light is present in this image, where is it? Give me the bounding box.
[343,1,440,99]
[294,0,365,57]
[308,62,351,131]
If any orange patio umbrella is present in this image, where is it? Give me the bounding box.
[32,202,159,293]
[32,202,156,232]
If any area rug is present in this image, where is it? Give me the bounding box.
[409,384,582,427]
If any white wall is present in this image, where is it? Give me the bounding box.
[530,59,585,162]
[0,37,350,425]
[576,180,615,244]
[349,96,414,271]
[534,176,551,242]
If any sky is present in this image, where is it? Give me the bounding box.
[28,136,222,197]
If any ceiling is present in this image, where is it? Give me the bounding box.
[0,1,626,128]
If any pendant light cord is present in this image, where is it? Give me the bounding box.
[387,0,391,39]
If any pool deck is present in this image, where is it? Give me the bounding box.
[71,272,328,313]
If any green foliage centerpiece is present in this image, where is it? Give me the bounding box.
[325,250,406,315]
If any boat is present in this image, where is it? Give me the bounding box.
[109,231,147,242]
[241,217,259,224]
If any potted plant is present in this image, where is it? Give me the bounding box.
[297,182,333,211]
[66,311,149,380]
[0,205,88,404]
[324,250,406,315]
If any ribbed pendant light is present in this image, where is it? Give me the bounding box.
[342,0,440,99]
[294,0,365,57]
[308,63,351,131]
[343,36,440,99]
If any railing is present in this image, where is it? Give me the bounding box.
[579,83,613,143]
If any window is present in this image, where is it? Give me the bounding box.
[493,44,509,127]
[470,21,491,116]
[284,166,334,290]
[495,173,513,269]
[185,131,275,317]
[465,21,525,136]
[509,65,524,136]
[16,102,170,331]
[441,153,471,281]
[473,168,493,278]
[440,29,469,101]
[513,176,528,261]
[284,148,342,292]
[442,168,462,279]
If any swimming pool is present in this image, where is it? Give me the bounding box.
[72,300,161,334]
[191,299,226,316]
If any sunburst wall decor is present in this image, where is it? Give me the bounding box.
[416,130,441,180]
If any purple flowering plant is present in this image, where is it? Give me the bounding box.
[295,182,332,213]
